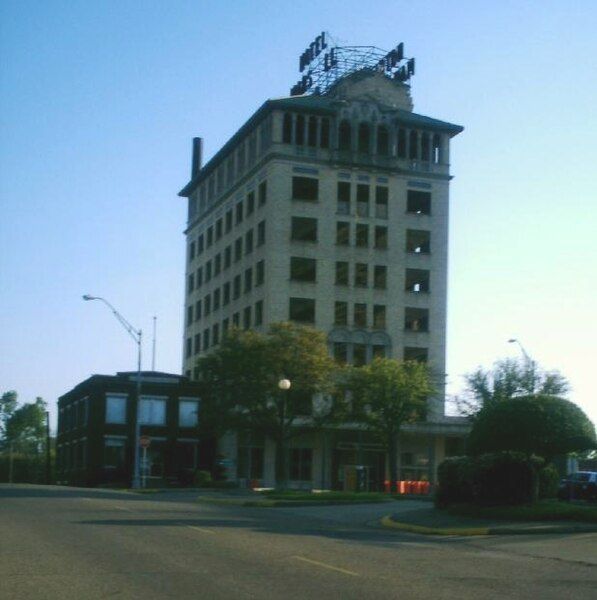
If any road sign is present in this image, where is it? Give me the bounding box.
[140,435,151,448]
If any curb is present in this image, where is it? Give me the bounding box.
[197,497,391,508]
[380,515,597,536]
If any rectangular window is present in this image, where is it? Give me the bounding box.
[356,224,369,247]
[292,176,319,201]
[407,190,431,215]
[203,328,210,350]
[216,218,223,240]
[405,307,429,332]
[256,260,265,286]
[375,186,389,218]
[213,288,221,310]
[243,306,251,329]
[214,253,221,275]
[235,237,242,262]
[212,323,219,345]
[245,229,254,254]
[139,397,166,425]
[258,180,267,206]
[290,257,316,282]
[289,448,312,481]
[186,336,192,358]
[197,234,204,254]
[204,294,211,315]
[373,304,386,329]
[187,273,194,294]
[233,275,241,299]
[105,395,127,424]
[335,261,349,285]
[207,226,213,247]
[194,333,201,354]
[373,345,386,359]
[334,301,348,326]
[104,438,125,468]
[336,221,350,245]
[374,265,387,289]
[404,347,428,363]
[353,343,367,366]
[246,191,255,215]
[189,241,196,262]
[205,260,212,282]
[179,399,199,427]
[333,342,348,363]
[405,269,430,293]
[255,300,263,326]
[225,209,233,233]
[244,267,253,293]
[356,184,369,217]
[232,312,240,327]
[374,226,388,249]
[224,245,231,269]
[289,297,315,323]
[406,229,431,253]
[235,201,243,224]
[354,303,367,327]
[222,318,229,333]
[187,304,193,325]
[291,217,317,242]
[195,299,202,320]
[257,220,265,246]
[337,182,350,215]
[196,267,203,287]
[355,263,368,287]
[223,282,231,305]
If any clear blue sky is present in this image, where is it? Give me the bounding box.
[2,1,596,431]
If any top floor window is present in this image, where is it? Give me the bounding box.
[358,123,370,154]
[105,394,127,424]
[338,120,351,151]
[179,399,199,427]
[295,114,305,145]
[407,190,431,215]
[320,118,330,148]
[377,125,389,155]
[282,113,292,144]
[307,116,317,147]
[139,397,166,426]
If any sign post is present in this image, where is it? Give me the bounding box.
[139,435,151,489]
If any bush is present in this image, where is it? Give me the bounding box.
[194,469,212,487]
[435,456,474,508]
[538,464,560,499]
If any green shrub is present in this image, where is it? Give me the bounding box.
[538,464,560,499]
[194,470,213,487]
[435,456,474,508]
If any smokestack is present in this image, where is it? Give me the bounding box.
[191,137,203,177]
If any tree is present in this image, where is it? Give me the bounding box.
[467,395,596,462]
[349,358,433,494]
[0,391,18,446]
[459,358,569,417]
[5,397,47,454]
[196,322,340,487]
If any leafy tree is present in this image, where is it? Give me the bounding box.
[196,323,340,487]
[467,395,596,462]
[0,390,18,446]
[349,358,433,494]
[5,397,47,454]
[459,358,569,417]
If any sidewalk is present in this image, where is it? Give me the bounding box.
[382,504,597,536]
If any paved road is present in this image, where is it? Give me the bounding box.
[1,484,596,599]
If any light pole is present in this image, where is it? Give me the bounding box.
[277,379,291,489]
[507,338,531,363]
[508,337,537,394]
[83,295,143,489]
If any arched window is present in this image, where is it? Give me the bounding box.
[338,120,351,151]
[397,128,407,158]
[377,125,389,155]
[320,118,330,148]
[307,116,317,147]
[421,132,430,161]
[432,134,441,164]
[282,113,292,144]
[295,115,305,145]
[358,123,370,154]
[409,130,418,159]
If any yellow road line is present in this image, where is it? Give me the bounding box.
[187,525,216,535]
[291,555,359,577]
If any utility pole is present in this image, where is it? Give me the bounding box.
[151,316,157,371]
[9,441,14,484]
[46,411,51,484]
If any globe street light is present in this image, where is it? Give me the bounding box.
[278,378,291,391]
[83,295,143,489]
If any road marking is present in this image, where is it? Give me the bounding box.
[291,555,359,577]
[187,525,216,535]
[80,498,131,511]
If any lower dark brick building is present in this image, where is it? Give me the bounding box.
[56,371,212,487]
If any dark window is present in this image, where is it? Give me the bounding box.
[334,301,348,326]
[355,263,368,287]
[397,128,407,158]
[282,113,292,143]
[198,234,204,254]
[335,261,349,285]
[186,337,192,358]
[256,260,265,286]
[235,201,243,225]
[289,448,312,481]
[336,222,350,245]
[214,253,221,275]
[356,184,369,217]
[354,303,367,327]
[291,216,317,242]
[375,187,388,218]
[373,305,386,329]
[246,191,255,215]
[196,267,203,287]
[374,265,387,289]
[404,347,428,363]
[337,182,350,215]
[225,210,233,233]
[222,318,230,334]
[377,125,389,155]
[213,288,220,310]
[187,273,194,294]
[432,134,441,164]
[353,343,367,366]
[187,305,193,325]
[308,116,317,147]
[245,229,254,254]
[295,114,305,145]
[244,268,253,293]
[204,294,211,315]
[333,342,348,363]
[258,180,267,206]
[407,190,431,215]
[405,269,430,293]
[232,312,240,327]
[421,132,430,161]
[207,226,213,247]
[212,323,220,345]
[203,328,210,351]
[205,260,212,282]
[235,237,242,262]
[358,123,370,153]
[409,130,418,159]
[223,282,230,305]
[289,297,315,323]
[373,345,386,359]
[257,220,265,246]
[290,257,316,282]
[292,176,318,201]
[224,245,231,269]
[243,306,251,329]
[189,241,196,262]
[216,218,223,240]
[194,333,201,354]
[320,118,330,148]
[405,307,429,332]
[374,226,388,249]
[255,300,263,326]
[406,229,431,254]
[356,224,369,247]
[338,120,351,151]
[233,275,241,299]
[195,299,202,320]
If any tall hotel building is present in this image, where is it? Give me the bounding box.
[179,42,468,489]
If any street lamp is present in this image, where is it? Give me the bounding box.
[278,378,291,391]
[83,294,143,489]
[507,338,531,363]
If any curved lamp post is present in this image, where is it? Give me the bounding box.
[83,295,143,489]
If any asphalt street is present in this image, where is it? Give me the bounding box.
[1,484,596,599]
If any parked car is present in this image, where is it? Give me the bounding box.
[557,471,597,502]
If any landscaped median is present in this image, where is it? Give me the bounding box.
[197,490,402,508]
[381,500,597,536]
